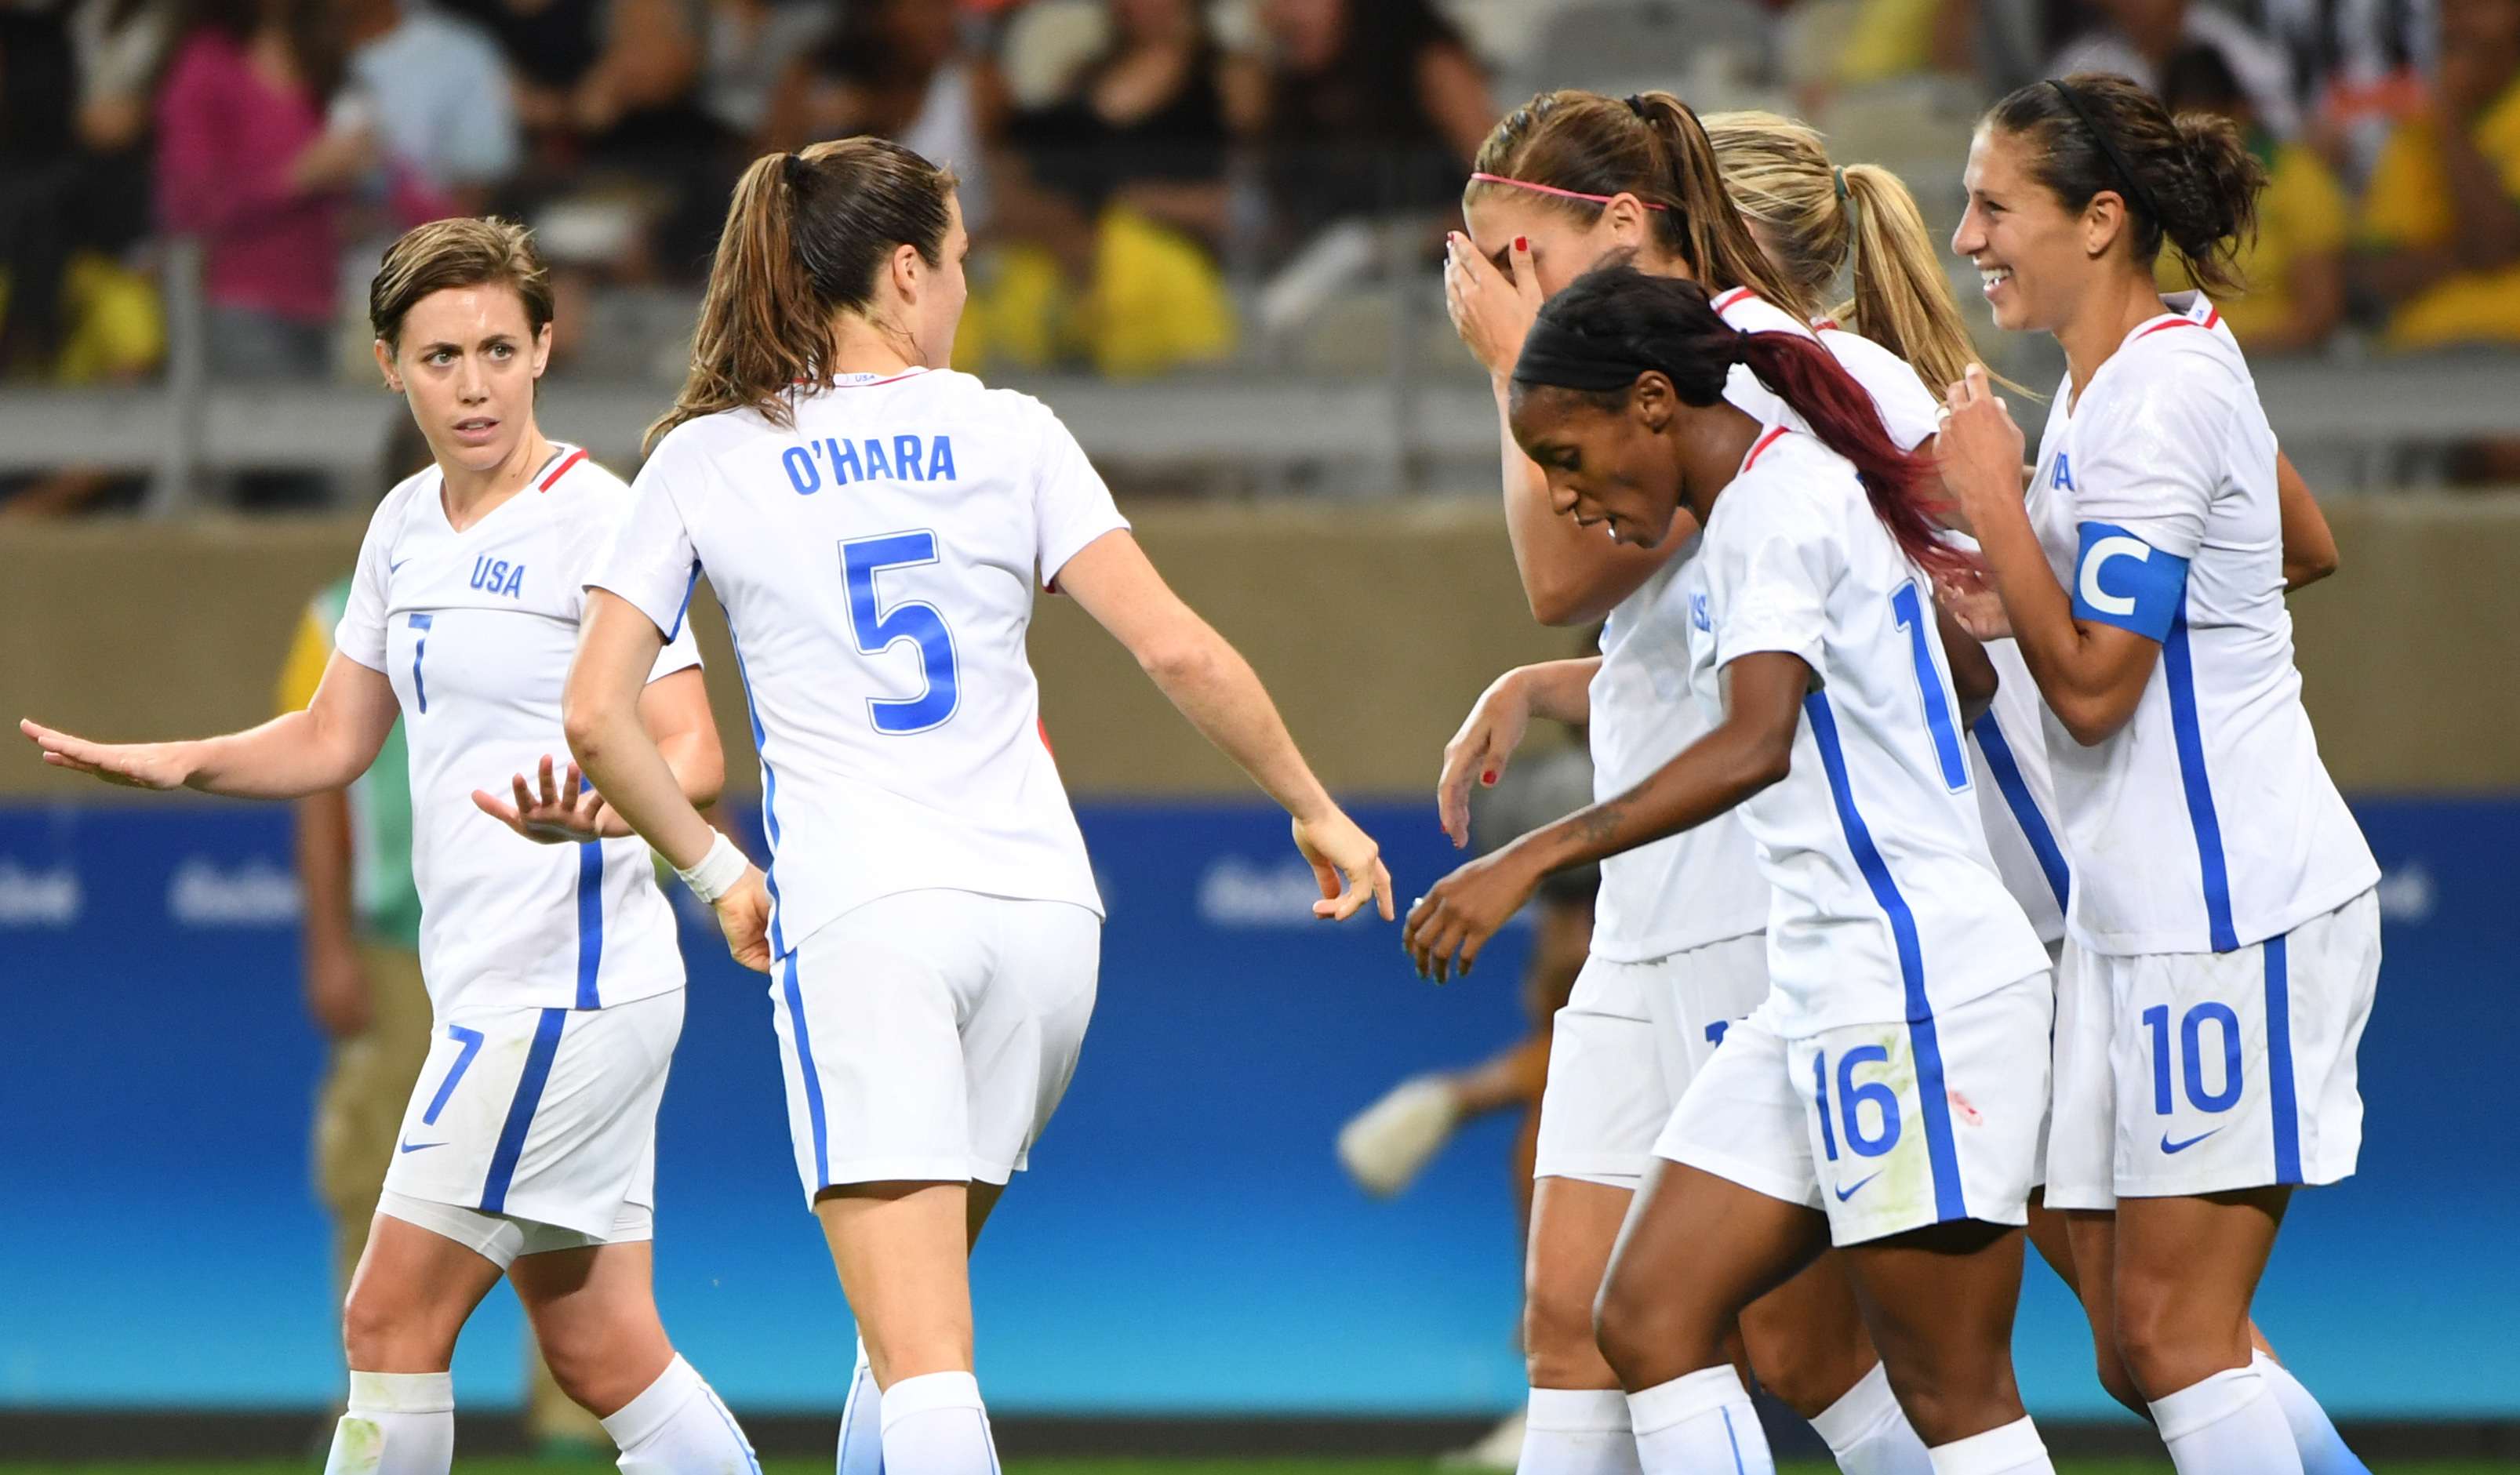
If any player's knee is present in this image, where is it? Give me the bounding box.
[1744,1336,1865,1420]
[2110,1283,2220,1402]
[1524,1262,1604,1365]
[1591,1272,1709,1387]
[340,1279,433,1369]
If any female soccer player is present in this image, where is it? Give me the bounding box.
[1416,264,2061,1475]
[1936,75,2381,1475]
[1436,89,1952,1475]
[559,137,1394,1475]
[20,220,758,1475]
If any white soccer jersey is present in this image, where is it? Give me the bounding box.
[1685,428,2049,1038]
[1969,641,2070,944]
[2024,311,2376,957]
[594,368,1125,961]
[336,449,703,1015]
[1585,292,1947,961]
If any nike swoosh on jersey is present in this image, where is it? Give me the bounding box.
[398,1138,446,1153]
[1834,1172,1882,1201]
[390,558,412,573]
[2161,1129,2220,1154]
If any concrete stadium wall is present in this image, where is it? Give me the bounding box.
[3,494,2514,798]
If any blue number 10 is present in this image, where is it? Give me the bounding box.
[1890,582,1969,791]
[842,531,959,734]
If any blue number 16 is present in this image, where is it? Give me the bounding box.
[842,531,959,734]
[1890,582,1969,792]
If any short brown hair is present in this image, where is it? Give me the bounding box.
[369,217,555,350]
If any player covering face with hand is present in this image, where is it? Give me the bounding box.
[22,219,760,1475]
[1427,264,2064,1475]
[561,136,1393,1475]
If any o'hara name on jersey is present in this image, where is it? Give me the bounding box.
[783,434,958,494]
[470,556,525,598]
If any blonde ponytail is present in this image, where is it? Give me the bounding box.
[1839,163,1981,398]
[1707,111,1994,398]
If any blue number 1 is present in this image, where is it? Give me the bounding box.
[842,531,959,734]
[1890,582,1969,791]
[407,613,435,714]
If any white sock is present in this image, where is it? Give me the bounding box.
[325,1371,454,1475]
[838,1339,885,1475]
[879,1371,998,1475]
[2255,1352,2372,1475]
[2151,1367,2307,1475]
[1627,1365,1773,1475]
[1808,1363,1933,1475]
[601,1354,761,1475]
[1522,1387,1641,1475]
[1925,1415,2053,1475]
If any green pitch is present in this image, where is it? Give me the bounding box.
[5,1458,2519,1475]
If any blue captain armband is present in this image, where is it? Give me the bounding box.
[2071,521,2188,641]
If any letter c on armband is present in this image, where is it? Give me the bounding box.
[2071,521,2189,642]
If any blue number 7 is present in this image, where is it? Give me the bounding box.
[1890,582,1969,791]
[407,613,435,714]
[842,532,960,734]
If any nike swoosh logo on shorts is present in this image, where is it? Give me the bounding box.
[2161,1129,2220,1154]
[398,1138,446,1153]
[1834,1172,1882,1201]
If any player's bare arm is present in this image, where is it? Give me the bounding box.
[1403,649,1807,981]
[1435,657,1599,848]
[22,648,399,797]
[1940,366,2159,745]
[565,590,770,971]
[477,665,723,844]
[1054,526,1395,924]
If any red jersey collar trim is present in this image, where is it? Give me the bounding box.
[1711,286,1756,313]
[536,445,588,492]
[1741,425,1791,471]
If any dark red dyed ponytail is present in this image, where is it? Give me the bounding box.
[1512,265,1968,579]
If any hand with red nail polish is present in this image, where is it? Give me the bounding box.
[1442,223,1551,380]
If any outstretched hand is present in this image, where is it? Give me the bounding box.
[20,718,195,790]
[1402,844,1542,983]
[1436,670,1533,849]
[472,754,630,844]
[1293,809,1397,923]
[1444,231,1546,378]
[1934,563,2014,641]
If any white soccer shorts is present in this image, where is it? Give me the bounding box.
[1656,969,2053,1244]
[1533,933,1769,1190]
[771,888,1100,1201]
[2045,888,2379,1209]
[380,988,681,1248]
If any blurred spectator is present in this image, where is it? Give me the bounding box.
[699,0,834,142]
[1833,0,1978,85]
[977,0,1254,373]
[2355,0,2520,348]
[340,0,521,218]
[1253,0,1495,252]
[2260,0,2433,184]
[764,0,1003,228]
[156,0,371,380]
[1,0,160,383]
[2049,0,2302,136]
[438,0,717,276]
[2157,42,2347,353]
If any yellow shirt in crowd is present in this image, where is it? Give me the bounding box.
[2358,77,2520,347]
[2159,136,2350,344]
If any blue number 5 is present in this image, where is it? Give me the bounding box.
[842,532,959,734]
[1890,582,1969,791]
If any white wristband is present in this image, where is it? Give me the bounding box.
[675,832,751,905]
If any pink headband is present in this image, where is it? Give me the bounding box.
[1467,173,1671,211]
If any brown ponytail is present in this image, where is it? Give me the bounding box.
[1984,74,2264,295]
[1704,111,1985,398]
[649,138,957,454]
[1467,89,1811,318]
